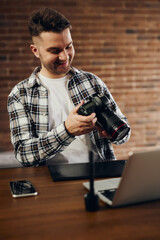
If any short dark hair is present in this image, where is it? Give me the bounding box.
[28,7,71,37]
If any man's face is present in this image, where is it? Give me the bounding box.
[30,28,75,78]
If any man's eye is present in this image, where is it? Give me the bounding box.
[48,48,60,54]
[51,50,60,54]
[66,44,72,50]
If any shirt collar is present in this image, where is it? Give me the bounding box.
[69,66,81,75]
[27,66,80,88]
[28,67,42,88]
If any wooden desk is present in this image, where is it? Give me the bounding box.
[0,167,160,240]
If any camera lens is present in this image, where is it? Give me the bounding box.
[110,123,130,141]
[98,110,130,141]
[78,94,130,141]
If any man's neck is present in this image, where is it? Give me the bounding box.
[40,68,69,79]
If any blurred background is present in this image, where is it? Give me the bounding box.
[0,0,160,160]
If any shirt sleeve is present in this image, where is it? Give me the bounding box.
[7,92,75,167]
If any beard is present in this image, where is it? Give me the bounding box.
[41,56,73,77]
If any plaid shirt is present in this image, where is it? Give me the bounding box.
[8,67,130,166]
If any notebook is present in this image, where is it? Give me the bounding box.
[48,160,126,181]
[83,148,160,207]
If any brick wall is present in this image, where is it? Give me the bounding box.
[1,0,160,159]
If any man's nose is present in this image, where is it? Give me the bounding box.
[59,50,68,61]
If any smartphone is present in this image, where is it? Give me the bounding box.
[9,180,38,198]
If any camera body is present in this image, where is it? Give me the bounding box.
[78,94,130,141]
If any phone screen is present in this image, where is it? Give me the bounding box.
[9,180,38,198]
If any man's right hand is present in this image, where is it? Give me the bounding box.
[64,101,97,136]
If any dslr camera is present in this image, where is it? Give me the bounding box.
[78,94,130,141]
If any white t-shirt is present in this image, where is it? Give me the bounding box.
[38,73,89,164]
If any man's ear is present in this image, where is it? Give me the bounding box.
[30,44,40,58]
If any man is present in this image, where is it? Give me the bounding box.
[8,7,130,167]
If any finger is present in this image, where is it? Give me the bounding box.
[78,112,96,123]
[92,116,97,125]
[95,125,112,138]
[77,124,96,134]
[72,100,85,113]
[95,123,103,131]
[77,118,97,131]
[101,131,111,138]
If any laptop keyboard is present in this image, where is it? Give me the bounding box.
[99,188,117,201]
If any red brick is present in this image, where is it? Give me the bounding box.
[0,0,160,158]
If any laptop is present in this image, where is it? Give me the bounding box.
[83,148,160,207]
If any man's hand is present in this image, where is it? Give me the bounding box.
[65,101,97,136]
[95,123,112,139]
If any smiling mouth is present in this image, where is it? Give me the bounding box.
[57,61,68,67]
